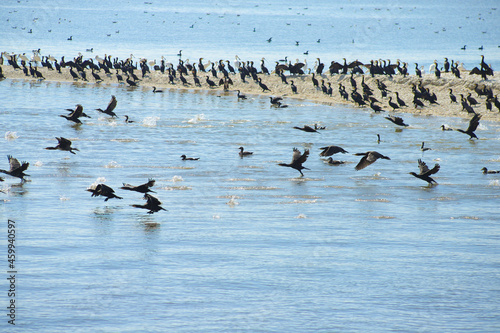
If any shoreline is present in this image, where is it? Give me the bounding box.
[2,61,499,122]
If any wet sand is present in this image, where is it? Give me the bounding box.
[2,61,499,121]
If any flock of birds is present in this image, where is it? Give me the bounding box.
[0,52,499,208]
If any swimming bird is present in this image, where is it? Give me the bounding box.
[385,115,408,127]
[45,137,79,154]
[239,146,253,157]
[456,113,481,139]
[319,145,348,157]
[354,151,390,171]
[96,95,117,117]
[121,179,156,193]
[236,90,247,99]
[269,96,283,106]
[440,124,453,131]
[181,155,200,160]
[124,115,134,123]
[87,183,123,201]
[60,104,85,124]
[293,125,320,133]
[132,193,166,214]
[325,157,345,165]
[152,86,163,93]
[0,155,29,181]
[481,167,500,174]
[278,147,310,176]
[420,142,431,152]
[409,159,440,185]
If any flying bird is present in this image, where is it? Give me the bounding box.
[132,193,167,214]
[60,104,85,124]
[385,115,408,127]
[120,179,156,193]
[409,159,440,185]
[456,113,481,139]
[96,95,118,117]
[87,183,123,201]
[293,125,320,133]
[45,137,79,154]
[0,155,29,181]
[278,147,310,176]
[354,151,390,170]
[319,145,348,157]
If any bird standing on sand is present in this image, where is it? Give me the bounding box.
[239,146,253,157]
[45,137,79,154]
[456,113,481,139]
[409,159,440,185]
[278,148,310,176]
[96,95,118,117]
[354,151,390,170]
[87,183,122,201]
[0,155,29,181]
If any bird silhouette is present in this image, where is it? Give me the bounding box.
[181,155,200,160]
[239,146,253,157]
[385,115,408,127]
[409,159,440,185]
[456,113,481,139]
[354,151,390,170]
[0,155,29,181]
[293,125,320,133]
[319,145,348,157]
[96,95,117,117]
[120,179,156,193]
[45,137,79,154]
[87,183,122,201]
[60,104,85,124]
[278,147,310,176]
[132,193,166,214]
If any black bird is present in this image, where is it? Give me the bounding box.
[440,124,453,131]
[152,86,163,93]
[181,155,200,160]
[45,137,79,154]
[456,113,481,139]
[0,155,29,181]
[388,97,399,111]
[482,167,500,174]
[124,115,134,123]
[420,142,431,152]
[394,92,407,107]
[319,145,348,157]
[290,80,298,94]
[126,75,137,86]
[87,183,123,201]
[466,93,479,106]
[354,151,390,171]
[236,90,247,99]
[449,89,457,103]
[96,95,117,117]
[293,125,320,133]
[132,193,166,214]
[239,146,253,157]
[121,179,156,193]
[206,76,217,88]
[369,101,384,113]
[409,159,440,184]
[385,115,408,127]
[269,96,283,106]
[258,78,271,92]
[60,104,85,124]
[278,147,310,176]
[325,157,345,165]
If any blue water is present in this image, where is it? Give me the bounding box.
[1,1,500,332]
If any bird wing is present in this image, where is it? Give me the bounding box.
[99,184,115,195]
[106,96,117,113]
[146,179,156,187]
[354,153,371,170]
[425,164,440,176]
[72,105,83,118]
[467,114,481,132]
[8,155,21,172]
[319,146,343,156]
[58,137,72,148]
[417,159,430,174]
[144,193,162,206]
[294,148,309,165]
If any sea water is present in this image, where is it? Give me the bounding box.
[1,0,500,332]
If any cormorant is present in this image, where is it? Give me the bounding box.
[409,159,440,185]
[388,97,399,111]
[482,167,500,174]
[181,155,200,160]
[87,183,122,201]
[385,115,408,127]
[0,155,29,181]
[456,113,481,139]
[45,137,79,154]
[325,157,345,165]
[319,145,348,157]
[60,104,85,124]
[96,95,117,117]
[395,92,407,107]
[278,147,310,176]
[290,80,298,94]
[293,125,320,133]
[440,125,453,131]
[354,151,390,171]
[132,193,166,214]
[270,96,283,106]
[449,89,457,103]
[239,146,253,157]
[124,115,134,123]
[152,86,163,93]
[236,90,247,99]
[121,179,156,193]
[206,76,217,88]
[258,78,271,92]
[370,101,384,112]
[421,142,431,152]
[467,93,479,106]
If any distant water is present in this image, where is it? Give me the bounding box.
[2,1,500,332]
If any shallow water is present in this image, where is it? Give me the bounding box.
[1,0,500,331]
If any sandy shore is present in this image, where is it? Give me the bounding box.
[2,61,499,121]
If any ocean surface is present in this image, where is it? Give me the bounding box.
[1,1,500,332]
